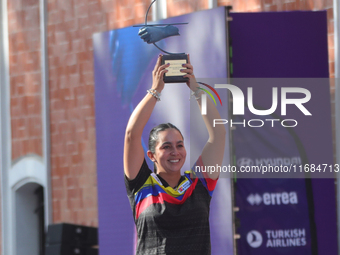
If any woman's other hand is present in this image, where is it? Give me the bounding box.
[181,54,199,91]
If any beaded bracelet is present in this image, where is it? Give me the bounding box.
[147,89,161,101]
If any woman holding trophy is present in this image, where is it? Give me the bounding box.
[123,54,226,254]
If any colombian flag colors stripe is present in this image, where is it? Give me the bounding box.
[134,156,217,219]
[135,176,198,219]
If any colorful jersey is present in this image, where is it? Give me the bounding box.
[125,157,218,255]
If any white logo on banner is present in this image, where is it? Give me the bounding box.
[247,192,298,206]
[247,193,262,205]
[265,228,307,247]
[237,157,254,167]
[237,157,302,167]
[247,230,263,248]
[255,157,301,166]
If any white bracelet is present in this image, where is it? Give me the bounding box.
[147,89,161,101]
[191,87,204,100]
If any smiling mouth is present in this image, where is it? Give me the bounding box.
[169,159,180,163]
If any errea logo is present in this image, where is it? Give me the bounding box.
[247,194,262,205]
[247,192,298,206]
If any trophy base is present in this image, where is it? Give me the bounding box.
[161,54,189,83]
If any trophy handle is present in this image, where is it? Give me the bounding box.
[144,0,185,55]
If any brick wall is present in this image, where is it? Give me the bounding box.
[167,0,209,16]
[48,0,98,225]
[47,0,150,226]
[9,0,42,160]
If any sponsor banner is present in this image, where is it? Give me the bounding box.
[231,11,337,255]
[235,179,313,254]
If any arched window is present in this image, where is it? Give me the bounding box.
[15,182,45,255]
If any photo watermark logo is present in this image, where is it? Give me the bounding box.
[199,83,312,128]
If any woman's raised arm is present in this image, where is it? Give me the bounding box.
[124,55,169,180]
[182,55,226,180]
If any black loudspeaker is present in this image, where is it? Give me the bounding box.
[45,223,98,255]
[46,223,98,246]
[45,244,98,255]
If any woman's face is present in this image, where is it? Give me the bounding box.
[150,128,186,174]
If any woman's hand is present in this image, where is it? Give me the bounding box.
[151,55,169,93]
[181,54,199,92]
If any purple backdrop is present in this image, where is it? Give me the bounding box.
[230,11,337,255]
